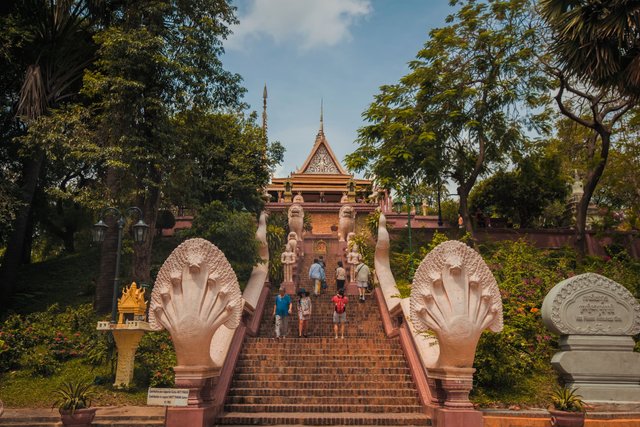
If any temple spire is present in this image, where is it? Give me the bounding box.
[262,84,268,144]
[319,99,324,134]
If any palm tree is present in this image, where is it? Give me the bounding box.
[539,0,640,98]
[0,0,99,305]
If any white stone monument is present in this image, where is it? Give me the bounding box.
[410,240,503,411]
[542,272,640,407]
[149,238,243,406]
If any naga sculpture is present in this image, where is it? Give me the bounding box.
[288,204,304,243]
[338,204,356,242]
[410,240,503,369]
[149,238,243,368]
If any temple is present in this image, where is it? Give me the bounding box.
[266,111,376,205]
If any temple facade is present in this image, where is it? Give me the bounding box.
[265,115,387,235]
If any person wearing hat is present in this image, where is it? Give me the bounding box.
[273,286,292,339]
[297,288,312,338]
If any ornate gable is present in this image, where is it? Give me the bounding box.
[298,126,349,176]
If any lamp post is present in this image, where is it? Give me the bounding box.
[394,195,421,276]
[92,207,149,324]
[437,177,443,227]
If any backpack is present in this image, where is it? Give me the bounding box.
[334,296,346,314]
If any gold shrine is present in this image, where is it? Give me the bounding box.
[116,282,147,325]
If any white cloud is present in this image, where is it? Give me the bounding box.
[227,0,372,51]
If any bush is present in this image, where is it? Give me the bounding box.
[0,304,101,374]
[135,331,176,388]
[22,345,60,377]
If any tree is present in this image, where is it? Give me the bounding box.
[347,0,550,234]
[469,153,569,228]
[79,0,246,313]
[0,0,99,306]
[165,110,284,213]
[547,70,634,258]
[539,0,640,98]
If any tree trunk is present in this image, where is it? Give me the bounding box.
[0,149,45,308]
[94,167,120,314]
[574,128,611,262]
[131,165,161,285]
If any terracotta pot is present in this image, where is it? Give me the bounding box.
[59,407,97,427]
[549,409,585,427]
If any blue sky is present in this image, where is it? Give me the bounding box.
[223,0,453,178]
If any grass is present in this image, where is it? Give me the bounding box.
[0,359,147,408]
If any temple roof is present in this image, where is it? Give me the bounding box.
[296,123,349,176]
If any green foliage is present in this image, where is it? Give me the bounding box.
[0,304,101,374]
[539,0,640,98]
[474,240,573,393]
[266,212,288,285]
[52,380,95,413]
[183,201,260,285]
[350,232,374,269]
[469,153,570,228]
[135,332,176,388]
[155,210,176,231]
[550,385,585,412]
[364,209,382,238]
[347,0,551,226]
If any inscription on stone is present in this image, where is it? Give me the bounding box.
[574,293,622,323]
[541,273,640,336]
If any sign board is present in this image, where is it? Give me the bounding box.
[147,388,189,407]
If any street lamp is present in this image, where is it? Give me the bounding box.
[92,207,149,323]
[394,195,421,277]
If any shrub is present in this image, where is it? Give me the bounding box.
[22,345,60,377]
[135,331,176,388]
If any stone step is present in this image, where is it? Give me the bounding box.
[215,411,431,426]
[223,404,424,414]
[227,388,419,398]
[235,359,408,368]
[230,380,417,390]
[237,354,404,363]
[245,337,400,346]
[225,395,421,406]
[231,373,414,383]
[234,366,411,375]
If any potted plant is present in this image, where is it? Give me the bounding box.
[549,385,586,427]
[52,380,97,427]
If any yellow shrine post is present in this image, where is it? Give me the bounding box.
[97,282,151,388]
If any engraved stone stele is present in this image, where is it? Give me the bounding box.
[288,204,304,242]
[149,238,243,405]
[410,240,503,409]
[541,273,640,406]
[338,204,356,242]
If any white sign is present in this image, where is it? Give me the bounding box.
[147,388,189,407]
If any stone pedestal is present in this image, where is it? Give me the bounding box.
[281,280,296,296]
[552,335,640,404]
[112,329,146,387]
[173,366,220,406]
[346,281,359,296]
[428,367,475,408]
[429,367,483,427]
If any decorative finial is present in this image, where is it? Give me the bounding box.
[320,98,324,133]
[262,83,268,148]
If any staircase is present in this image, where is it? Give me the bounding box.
[216,273,431,425]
